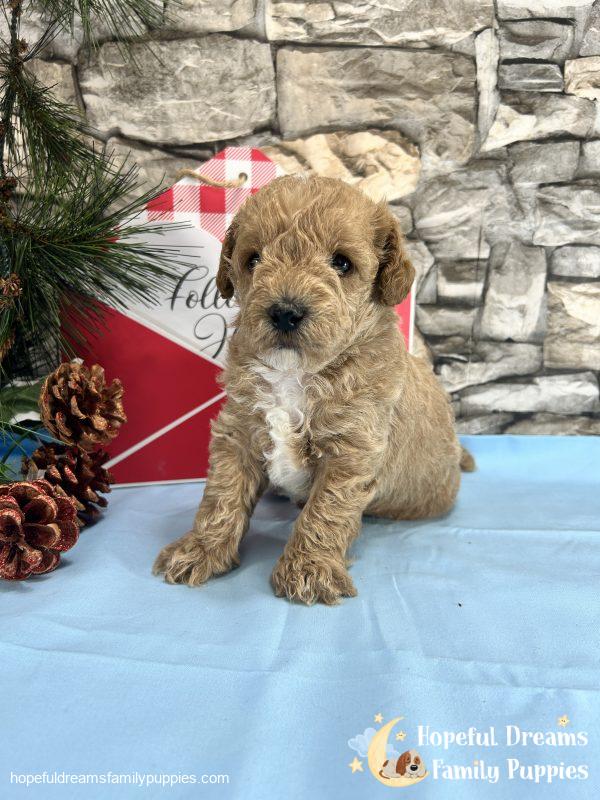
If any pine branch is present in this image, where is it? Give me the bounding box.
[2,155,190,376]
[0,0,188,387]
[0,378,42,423]
[1,67,96,191]
[0,0,22,180]
[37,0,165,43]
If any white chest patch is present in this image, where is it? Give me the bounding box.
[252,350,311,502]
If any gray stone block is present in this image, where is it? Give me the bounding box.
[392,205,414,235]
[456,413,514,433]
[509,140,579,185]
[428,336,470,362]
[79,37,276,145]
[460,373,599,415]
[475,28,500,143]
[276,47,477,172]
[482,92,595,151]
[1,11,83,61]
[579,139,600,175]
[499,20,574,63]
[405,240,435,300]
[438,342,543,393]
[565,56,600,99]
[437,261,487,306]
[498,62,564,92]
[497,0,594,17]
[479,242,547,343]
[534,183,600,246]
[550,245,600,276]
[505,413,600,434]
[25,60,78,107]
[544,281,600,369]
[265,0,494,48]
[413,164,519,260]
[580,1,600,55]
[416,306,477,337]
[165,0,255,32]
[417,267,438,305]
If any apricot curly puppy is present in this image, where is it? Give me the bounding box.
[154,176,474,605]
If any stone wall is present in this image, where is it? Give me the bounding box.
[16,0,600,434]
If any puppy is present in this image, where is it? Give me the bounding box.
[154,176,474,604]
[380,750,426,780]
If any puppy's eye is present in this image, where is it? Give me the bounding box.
[247,252,261,272]
[331,252,352,275]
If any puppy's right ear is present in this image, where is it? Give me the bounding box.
[216,223,236,300]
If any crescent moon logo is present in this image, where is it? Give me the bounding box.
[367,717,429,788]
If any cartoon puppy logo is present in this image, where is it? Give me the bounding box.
[380,750,427,781]
[353,715,429,787]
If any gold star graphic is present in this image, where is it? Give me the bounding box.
[558,715,570,728]
[396,731,407,741]
[374,713,383,724]
[349,757,363,773]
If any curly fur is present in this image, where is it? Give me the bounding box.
[153,176,473,605]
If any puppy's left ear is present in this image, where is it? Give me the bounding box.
[216,223,236,300]
[373,204,415,306]
[397,751,411,776]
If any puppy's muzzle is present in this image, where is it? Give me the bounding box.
[267,299,307,333]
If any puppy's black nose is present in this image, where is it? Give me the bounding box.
[267,301,306,332]
[410,765,418,772]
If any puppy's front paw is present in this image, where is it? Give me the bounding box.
[153,531,238,587]
[271,551,357,605]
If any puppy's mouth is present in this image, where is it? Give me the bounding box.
[274,331,300,350]
[240,294,348,369]
[407,768,424,779]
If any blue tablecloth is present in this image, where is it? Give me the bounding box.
[2,435,600,799]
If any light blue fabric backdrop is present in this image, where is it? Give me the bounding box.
[1,435,599,799]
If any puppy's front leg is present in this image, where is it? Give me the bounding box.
[153,409,266,586]
[271,459,375,605]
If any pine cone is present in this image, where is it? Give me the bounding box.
[0,479,79,581]
[39,360,126,450]
[23,445,113,526]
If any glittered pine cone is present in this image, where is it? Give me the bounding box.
[23,445,113,527]
[39,360,126,450]
[0,479,79,581]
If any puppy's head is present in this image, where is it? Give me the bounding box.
[217,176,414,369]
[397,749,426,778]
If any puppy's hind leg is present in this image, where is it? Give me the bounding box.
[153,405,266,587]
[367,463,462,521]
[460,446,476,472]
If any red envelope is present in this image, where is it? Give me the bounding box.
[79,147,414,485]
